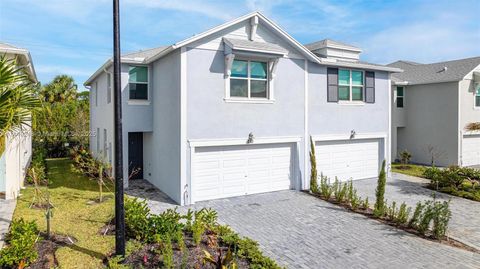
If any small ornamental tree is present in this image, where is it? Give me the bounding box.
[309,136,319,193]
[399,150,412,168]
[374,160,387,217]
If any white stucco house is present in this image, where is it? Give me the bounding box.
[85,12,401,205]
[389,57,480,167]
[0,42,36,200]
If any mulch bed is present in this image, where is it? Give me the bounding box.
[103,226,250,268]
[307,192,480,254]
[26,233,76,269]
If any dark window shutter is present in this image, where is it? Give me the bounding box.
[365,71,375,103]
[327,68,338,102]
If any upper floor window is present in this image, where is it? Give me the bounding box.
[107,73,112,104]
[338,69,363,101]
[95,81,98,106]
[476,87,480,107]
[396,86,404,108]
[129,66,148,100]
[230,60,268,99]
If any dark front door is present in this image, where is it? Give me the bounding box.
[128,132,143,180]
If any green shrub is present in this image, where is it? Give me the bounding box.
[395,202,410,225]
[0,219,39,268]
[399,150,412,166]
[148,208,184,243]
[335,181,348,203]
[387,201,397,221]
[160,235,174,269]
[236,238,281,269]
[362,197,370,210]
[408,199,451,238]
[124,198,151,241]
[409,202,424,228]
[373,160,387,217]
[319,174,333,200]
[192,218,205,246]
[432,201,451,239]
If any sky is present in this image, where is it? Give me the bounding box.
[1,0,479,91]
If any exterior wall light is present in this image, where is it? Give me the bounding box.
[247,132,255,144]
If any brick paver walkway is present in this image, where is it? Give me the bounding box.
[129,180,480,268]
[0,199,15,249]
[353,172,480,249]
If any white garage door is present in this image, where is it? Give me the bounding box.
[193,143,294,202]
[462,135,480,166]
[316,139,382,181]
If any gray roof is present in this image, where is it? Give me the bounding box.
[304,39,361,52]
[123,46,169,61]
[0,42,20,49]
[223,38,288,55]
[388,57,480,85]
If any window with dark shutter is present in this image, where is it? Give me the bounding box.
[327,68,338,102]
[365,71,375,103]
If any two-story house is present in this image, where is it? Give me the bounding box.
[389,57,480,167]
[0,42,36,200]
[85,12,401,205]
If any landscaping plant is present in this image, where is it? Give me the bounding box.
[399,150,412,168]
[0,219,39,268]
[319,174,333,200]
[119,198,281,268]
[309,136,319,193]
[395,202,410,225]
[373,160,387,217]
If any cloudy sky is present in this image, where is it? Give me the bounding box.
[1,0,479,90]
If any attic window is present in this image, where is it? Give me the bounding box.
[230,59,269,99]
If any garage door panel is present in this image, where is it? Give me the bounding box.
[193,143,294,202]
[316,139,381,181]
[462,135,480,166]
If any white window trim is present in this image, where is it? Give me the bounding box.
[95,81,98,107]
[396,86,405,108]
[225,58,276,103]
[338,69,364,102]
[128,65,150,101]
[474,85,480,109]
[107,73,112,104]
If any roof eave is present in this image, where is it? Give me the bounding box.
[0,47,38,82]
[84,57,146,86]
[319,60,403,73]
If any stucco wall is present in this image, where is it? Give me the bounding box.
[459,77,480,129]
[396,82,459,166]
[391,85,407,160]
[3,128,31,199]
[185,48,307,195]
[145,50,182,203]
[308,64,390,135]
[308,64,391,177]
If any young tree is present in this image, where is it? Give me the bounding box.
[374,160,387,217]
[309,136,319,193]
[399,150,412,168]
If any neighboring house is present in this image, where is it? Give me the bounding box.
[389,57,480,167]
[85,12,401,205]
[0,42,36,199]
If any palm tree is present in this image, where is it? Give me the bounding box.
[39,75,78,103]
[0,56,40,151]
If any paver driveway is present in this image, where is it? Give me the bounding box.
[353,172,480,249]
[130,180,480,269]
[0,199,15,249]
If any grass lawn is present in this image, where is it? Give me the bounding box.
[13,158,114,268]
[392,163,428,178]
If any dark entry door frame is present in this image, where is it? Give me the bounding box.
[128,132,143,179]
